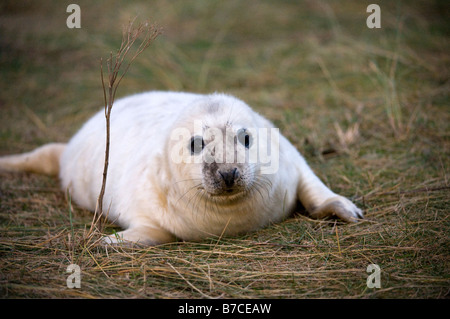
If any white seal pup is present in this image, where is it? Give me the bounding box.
[0,91,363,245]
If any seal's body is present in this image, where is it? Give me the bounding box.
[0,91,362,245]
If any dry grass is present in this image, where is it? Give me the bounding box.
[0,0,449,298]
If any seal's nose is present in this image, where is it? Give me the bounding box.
[219,168,239,188]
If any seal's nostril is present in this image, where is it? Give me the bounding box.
[219,168,238,188]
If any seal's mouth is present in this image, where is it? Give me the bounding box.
[212,188,242,196]
[200,185,247,200]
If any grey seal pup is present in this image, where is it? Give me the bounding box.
[0,91,363,245]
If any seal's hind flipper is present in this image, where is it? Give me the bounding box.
[0,143,66,175]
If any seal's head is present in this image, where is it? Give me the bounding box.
[195,124,255,198]
[168,93,273,204]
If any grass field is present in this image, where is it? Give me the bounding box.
[0,0,448,298]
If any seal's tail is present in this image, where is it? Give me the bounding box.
[0,143,66,176]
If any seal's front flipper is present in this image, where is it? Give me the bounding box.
[308,196,363,222]
[294,154,363,223]
[102,226,176,246]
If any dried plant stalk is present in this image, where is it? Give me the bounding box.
[91,19,161,233]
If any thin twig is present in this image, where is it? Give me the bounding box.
[90,19,161,235]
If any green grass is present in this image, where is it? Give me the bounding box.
[0,0,449,298]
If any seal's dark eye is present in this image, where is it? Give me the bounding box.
[237,129,252,149]
[190,136,205,155]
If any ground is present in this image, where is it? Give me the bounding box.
[0,0,448,298]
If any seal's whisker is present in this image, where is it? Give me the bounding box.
[259,174,273,194]
[172,178,202,186]
[251,180,268,205]
[176,182,203,205]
